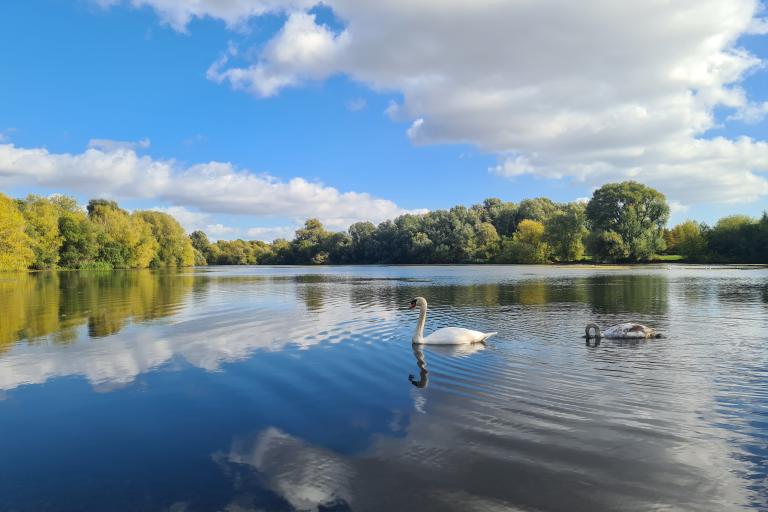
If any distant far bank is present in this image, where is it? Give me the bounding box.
[2,181,766,273]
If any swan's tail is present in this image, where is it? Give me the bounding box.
[482,332,498,341]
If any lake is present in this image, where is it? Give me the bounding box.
[0,265,766,511]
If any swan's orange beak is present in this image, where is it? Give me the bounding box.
[408,303,416,309]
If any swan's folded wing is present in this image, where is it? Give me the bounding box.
[603,323,649,338]
[423,327,487,345]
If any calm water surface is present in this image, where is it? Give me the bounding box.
[1,265,767,511]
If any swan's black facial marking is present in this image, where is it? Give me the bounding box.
[409,298,417,309]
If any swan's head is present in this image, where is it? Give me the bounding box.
[409,297,427,309]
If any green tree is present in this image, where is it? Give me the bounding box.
[587,230,629,262]
[87,199,122,216]
[324,231,353,264]
[0,193,35,271]
[58,211,100,268]
[268,238,294,264]
[480,198,518,237]
[348,221,378,263]
[292,218,329,264]
[517,197,559,223]
[585,181,669,262]
[544,203,587,261]
[498,219,550,263]
[707,215,755,262]
[189,230,211,263]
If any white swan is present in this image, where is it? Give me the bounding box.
[409,297,497,345]
[585,322,661,339]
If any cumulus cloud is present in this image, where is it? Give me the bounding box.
[0,143,415,228]
[207,11,350,96]
[107,0,768,207]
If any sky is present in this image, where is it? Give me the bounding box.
[1,0,767,240]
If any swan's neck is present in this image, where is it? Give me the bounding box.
[413,304,427,343]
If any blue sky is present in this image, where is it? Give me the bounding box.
[1,1,767,239]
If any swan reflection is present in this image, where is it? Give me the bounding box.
[409,343,486,389]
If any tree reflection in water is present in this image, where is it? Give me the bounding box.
[0,270,198,352]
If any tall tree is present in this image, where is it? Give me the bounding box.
[585,181,669,262]
[189,230,211,265]
[292,219,329,264]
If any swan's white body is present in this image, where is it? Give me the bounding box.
[586,322,658,339]
[410,297,496,345]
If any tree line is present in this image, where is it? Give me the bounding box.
[1,181,766,272]
[0,194,196,271]
[192,181,767,266]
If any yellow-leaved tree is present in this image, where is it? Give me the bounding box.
[87,200,158,268]
[134,211,195,267]
[17,195,63,269]
[0,193,35,272]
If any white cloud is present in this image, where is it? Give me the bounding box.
[113,0,768,208]
[246,225,296,241]
[0,142,415,228]
[490,155,536,178]
[151,205,240,238]
[88,137,150,151]
[94,0,314,32]
[748,17,768,34]
[728,101,768,124]
[206,223,239,237]
[207,11,350,97]
[152,205,209,230]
